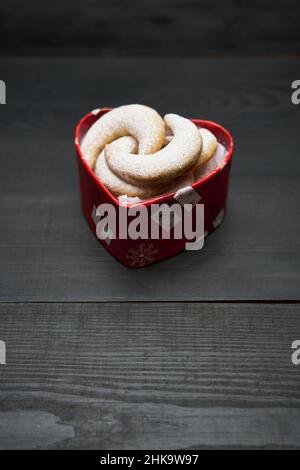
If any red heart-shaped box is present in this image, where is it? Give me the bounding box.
[75,108,234,268]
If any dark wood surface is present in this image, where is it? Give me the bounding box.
[0,58,300,301]
[1,303,300,450]
[0,58,300,449]
[1,0,300,57]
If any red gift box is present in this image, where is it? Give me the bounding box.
[75,108,234,268]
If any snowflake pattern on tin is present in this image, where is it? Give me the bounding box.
[126,243,158,268]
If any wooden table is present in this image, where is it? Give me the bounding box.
[0,58,300,449]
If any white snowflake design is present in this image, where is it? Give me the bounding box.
[126,243,158,268]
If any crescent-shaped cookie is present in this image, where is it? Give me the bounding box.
[105,114,202,184]
[194,128,218,169]
[165,127,217,168]
[95,136,172,198]
[194,141,226,182]
[81,104,166,169]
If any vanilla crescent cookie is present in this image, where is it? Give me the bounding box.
[194,128,218,169]
[165,128,217,169]
[81,104,166,170]
[105,114,202,184]
[95,136,173,198]
[194,141,226,182]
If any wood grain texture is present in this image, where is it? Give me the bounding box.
[0,302,300,449]
[1,58,299,451]
[0,58,300,301]
[0,411,75,450]
[1,0,300,57]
